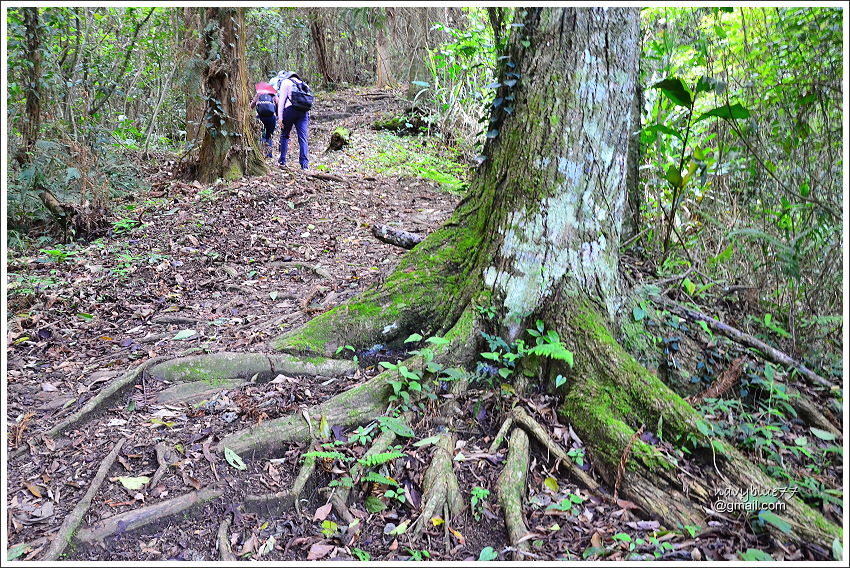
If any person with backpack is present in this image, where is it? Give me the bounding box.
[275,71,313,171]
[251,83,279,158]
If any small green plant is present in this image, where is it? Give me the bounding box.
[335,344,359,365]
[39,247,76,263]
[470,486,490,520]
[547,492,584,516]
[349,423,376,446]
[567,447,585,467]
[352,548,371,561]
[405,548,431,561]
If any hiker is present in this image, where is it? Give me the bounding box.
[251,82,279,158]
[275,71,313,171]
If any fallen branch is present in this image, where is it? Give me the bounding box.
[653,297,836,391]
[42,438,127,560]
[371,224,424,250]
[307,172,348,183]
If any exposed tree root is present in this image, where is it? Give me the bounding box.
[218,370,389,457]
[41,437,127,560]
[488,416,513,454]
[412,433,463,539]
[75,487,223,545]
[217,512,236,561]
[245,454,316,518]
[511,406,601,495]
[497,428,530,561]
[11,356,167,460]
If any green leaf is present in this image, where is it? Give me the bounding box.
[377,416,414,437]
[269,291,279,300]
[543,476,559,492]
[642,124,684,139]
[478,546,498,561]
[695,75,717,93]
[651,77,693,108]
[739,549,774,561]
[800,181,810,198]
[696,103,751,122]
[832,538,843,561]
[411,80,430,87]
[425,336,450,346]
[498,367,512,379]
[665,165,683,188]
[404,333,423,343]
[758,510,792,534]
[117,476,150,490]
[172,329,197,341]
[810,427,838,441]
[481,352,501,361]
[224,447,247,470]
[7,543,32,561]
[413,435,442,447]
[365,495,386,513]
[555,374,567,388]
[710,243,734,264]
[632,306,646,321]
[389,519,410,535]
[682,277,696,296]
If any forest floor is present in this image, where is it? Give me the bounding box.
[5,88,842,562]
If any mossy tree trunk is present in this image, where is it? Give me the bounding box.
[273,7,839,547]
[195,8,266,183]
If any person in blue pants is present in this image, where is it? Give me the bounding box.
[250,89,278,158]
[276,72,309,170]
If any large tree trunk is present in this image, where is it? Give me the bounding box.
[17,7,42,165]
[182,7,206,150]
[195,8,267,183]
[271,7,838,549]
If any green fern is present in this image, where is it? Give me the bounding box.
[362,471,399,486]
[357,450,405,469]
[302,450,351,461]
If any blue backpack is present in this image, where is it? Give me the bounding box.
[256,93,276,117]
[282,72,314,112]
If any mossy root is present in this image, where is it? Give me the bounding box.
[497,428,530,561]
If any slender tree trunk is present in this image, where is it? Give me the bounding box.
[17,7,42,165]
[195,7,267,183]
[273,7,838,548]
[374,8,394,88]
[308,8,334,84]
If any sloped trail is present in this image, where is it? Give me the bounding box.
[5,88,839,562]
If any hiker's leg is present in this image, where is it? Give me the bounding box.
[278,111,295,166]
[295,111,309,170]
[261,117,275,157]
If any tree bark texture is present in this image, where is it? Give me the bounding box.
[18,7,42,165]
[308,8,335,85]
[196,8,267,183]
